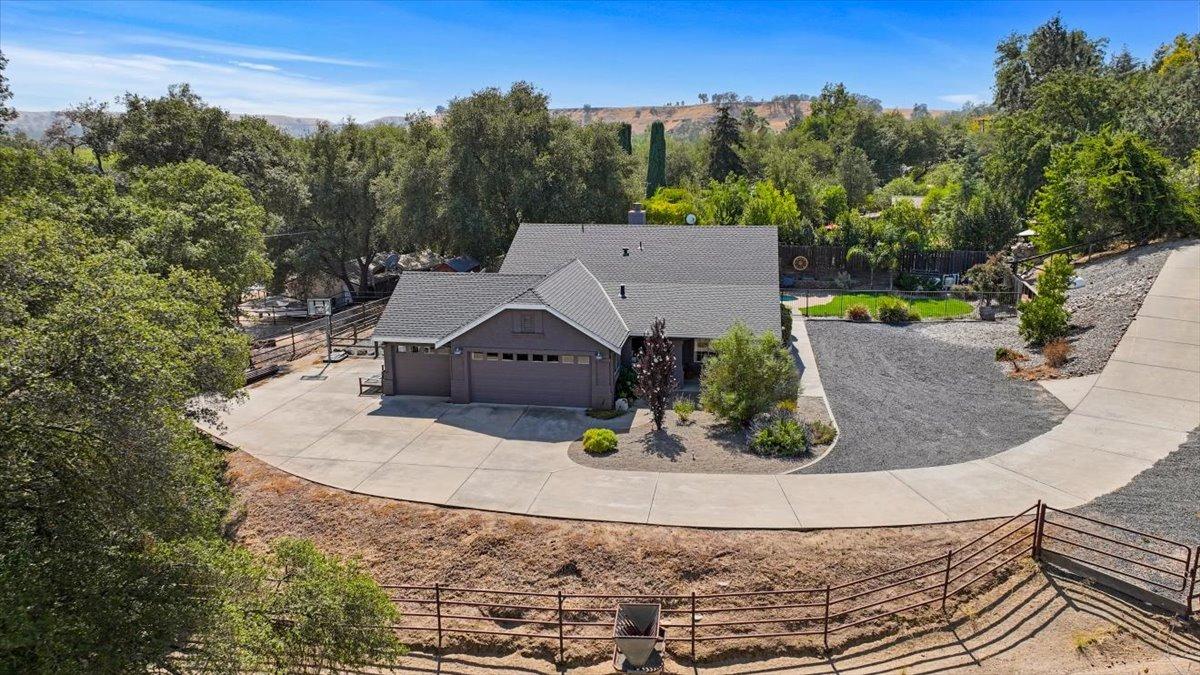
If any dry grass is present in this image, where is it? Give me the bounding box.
[225,451,1029,664]
[1071,624,1119,653]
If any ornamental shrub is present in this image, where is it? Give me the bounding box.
[845,304,871,321]
[672,398,696,424]
[750,414,809,457]
[780,303,793,342]
[1018,293,1070,345]
[700,322,800,426]
[582,428,618,455]
[875,296,918,324]
[806,420,838,446]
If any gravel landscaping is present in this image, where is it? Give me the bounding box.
[917,240,1178,376]
[801,321,1068,473]
[1074,427,1200,544]
[568,397,834,474]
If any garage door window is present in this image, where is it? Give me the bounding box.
[546,355,560,363]
[532,354,544,362]
[471,352,483,361]
[516,353,529,361]
[561,355,575,364]
[577,355,590,365]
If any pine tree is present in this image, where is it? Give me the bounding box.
[708,106,744,181]
[645,120,667,197]
[617,123,632,154]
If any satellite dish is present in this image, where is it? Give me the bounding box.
[685,213,697,225]
[792,255,809,272]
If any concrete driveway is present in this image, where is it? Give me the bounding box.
[212,243,1199,528]
[211,359,646,513]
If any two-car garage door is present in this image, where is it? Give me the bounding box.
[468,352,592,408]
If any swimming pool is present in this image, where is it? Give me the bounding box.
[780,293,798,302]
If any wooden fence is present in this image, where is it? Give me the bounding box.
[780,245,991,284]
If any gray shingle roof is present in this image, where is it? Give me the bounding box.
[604,282,780,339]
[376,224,781,348]
[501,223,780,338]
[373,272,543,343]
[528,260,628,350]
[499,223,778,285]
[374,261,629,350]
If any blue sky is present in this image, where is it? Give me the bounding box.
[1,1,1196,119]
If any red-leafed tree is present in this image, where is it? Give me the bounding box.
[634,317,678,431]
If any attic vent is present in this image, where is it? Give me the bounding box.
[622,248,629,256]
[619,285,626,298]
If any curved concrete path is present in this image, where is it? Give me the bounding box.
[213,243,1200,529]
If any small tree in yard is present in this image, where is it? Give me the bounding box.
[700,322,800,427]
[634,317,678,431]
[1019,255,1073,346]
[964,253,1011,306]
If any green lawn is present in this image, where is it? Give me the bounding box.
[800,293,975,320]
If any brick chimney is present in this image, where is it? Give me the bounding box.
[627,203,646,225]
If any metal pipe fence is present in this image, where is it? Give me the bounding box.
[247,297,388,370]
[380,504,1067,665]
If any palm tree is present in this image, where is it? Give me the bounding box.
[846,241,902,289]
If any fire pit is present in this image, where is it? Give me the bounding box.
[612,602,664,672]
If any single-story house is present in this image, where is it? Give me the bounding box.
[372,223,779,409]
[433,255,483,273]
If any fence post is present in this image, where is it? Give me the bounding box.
[822,584,831,653]
[691,588,700,662]
[1033,500,1044,562]
[941,548,953,612]
[557,590,564,666]
[290,327,296,360]
[1187,547,1197,617]
[434,583,442,652]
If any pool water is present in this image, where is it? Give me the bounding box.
[780,294,798,302]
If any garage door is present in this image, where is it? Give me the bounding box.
[468,351,592,407]
[391,350,451,396]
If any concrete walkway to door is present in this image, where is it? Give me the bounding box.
[211,243,1200,529]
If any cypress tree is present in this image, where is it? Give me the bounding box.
[708,106,744,181]
[617,123,632,154]
[645,120,667,197]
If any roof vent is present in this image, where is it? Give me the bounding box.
[622,247,629,256]
[638,241,643,251]
[619,284,626,298]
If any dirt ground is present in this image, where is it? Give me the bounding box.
[226,451,1199,672]
[567,398,833,474]
[388,567,1200,673]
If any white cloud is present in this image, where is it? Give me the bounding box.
[938,93,987,106]
[232,61,281,72]
[123,34,375,67]
[4,44,417,120]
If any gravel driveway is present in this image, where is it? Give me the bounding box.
[1074,427,1200,544]
[801,321,1069,473]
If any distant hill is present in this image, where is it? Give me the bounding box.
[12,101,947,141]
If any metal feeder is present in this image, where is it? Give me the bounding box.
[612,602,664,672]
